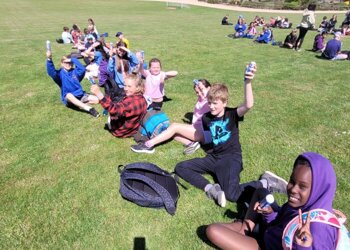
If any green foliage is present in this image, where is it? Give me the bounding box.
[283,1,301,10]
[1,0,350,249]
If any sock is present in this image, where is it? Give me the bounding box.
[260,179,268,189]
[145,141,153,148]
[84,106,91,111]
[204,184,213,192]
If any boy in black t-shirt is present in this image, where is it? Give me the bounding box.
[175,64,287,207]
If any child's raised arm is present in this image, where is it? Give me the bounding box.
[165,70,178,79]
[237,62,257,117]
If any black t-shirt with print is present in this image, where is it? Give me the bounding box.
[202,107,244,155]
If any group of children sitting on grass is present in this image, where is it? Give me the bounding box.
[225,11,350,60]
[46,18,344,249]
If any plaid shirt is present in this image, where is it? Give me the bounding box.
[100,94,147,138]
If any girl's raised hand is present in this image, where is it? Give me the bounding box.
[294,209,313,247]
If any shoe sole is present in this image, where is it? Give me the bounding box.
[130,147,155,154]
[262,171,288,194]
[263,171,288,186]
[217,191,226,208]
[183,142,201,155]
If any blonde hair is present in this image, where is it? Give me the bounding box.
[60,55,71,63]
[207,83,229,103]
[125,74,144,94]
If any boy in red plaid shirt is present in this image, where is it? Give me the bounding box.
[91,74,147,138]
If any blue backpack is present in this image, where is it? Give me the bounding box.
[134,109,170,143]
[118,162,180,215]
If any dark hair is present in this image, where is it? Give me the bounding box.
[149,58,162,68]
[63,26,69,31]
[72,24,79,30]
[94,39,109,60]
[116,41,128,59]
[116,41,127,48]
[307,3,316,11]
[88,18,95,25]
[198,79,211,88]
[294,156,311,169]
[117,59,130,73]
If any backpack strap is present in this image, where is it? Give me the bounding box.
[117,164,124,174]
[123,162,167,174]
[282,209,341,250]
[121,171,176,215]
[170,171,188,190]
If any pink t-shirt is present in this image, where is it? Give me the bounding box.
[192,96,210,129]
[143,70,166,99]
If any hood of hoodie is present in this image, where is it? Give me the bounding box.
[299,152,336,212]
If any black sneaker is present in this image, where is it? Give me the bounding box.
[130,143,155,154]
[89,108,100,118]
[260,171,288,194]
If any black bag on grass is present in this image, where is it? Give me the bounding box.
[118,162,179,215]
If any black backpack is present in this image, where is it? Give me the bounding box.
[118,162,179,215]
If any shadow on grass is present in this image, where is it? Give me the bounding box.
[133,237,147,250]
[66,103,90,114]
[182,112,193,124]
[315,55,330,60]
[163,95,172,102]
[196,225,217,249]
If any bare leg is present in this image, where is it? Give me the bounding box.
[174,136,192,146]
[65,93,92,111]
[206,222,259,250]
[147,123,203,147]
[87,94,99,104]
[206,189,269,249]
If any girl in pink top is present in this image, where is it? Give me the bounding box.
[140,58,178,110]
[192,79,211,128]
[131,79,211,155]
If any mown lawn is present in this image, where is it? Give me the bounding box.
[0,0,349,249]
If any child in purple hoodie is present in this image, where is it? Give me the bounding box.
[206,152,338,249]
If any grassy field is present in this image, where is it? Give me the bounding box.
[0,0,349,249]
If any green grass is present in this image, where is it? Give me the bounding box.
[1,0,350,249]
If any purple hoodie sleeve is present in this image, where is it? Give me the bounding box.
[316,37,324,50]
[98,60,109,86]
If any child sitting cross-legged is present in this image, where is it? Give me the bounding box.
[90,74,147,138]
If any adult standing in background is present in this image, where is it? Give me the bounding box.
[294,4,316,51]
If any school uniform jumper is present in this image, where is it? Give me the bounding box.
[175,107,262,202]
[46,57,86,105]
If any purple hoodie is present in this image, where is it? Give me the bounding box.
[264,152,338,250]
